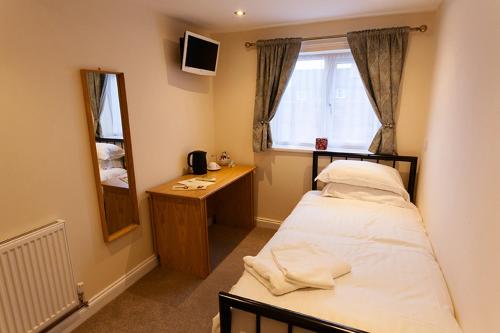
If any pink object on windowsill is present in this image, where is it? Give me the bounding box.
[315,138,328,150]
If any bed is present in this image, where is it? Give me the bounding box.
[95,138,128,182]
[213,151,462,333]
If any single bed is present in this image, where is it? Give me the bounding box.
[95,138,127,182]
[213,151,462,333]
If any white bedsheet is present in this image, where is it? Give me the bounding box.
[213,191,462,333]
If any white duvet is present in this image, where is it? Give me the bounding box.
[99,167,127,182]
[213,191,462,333]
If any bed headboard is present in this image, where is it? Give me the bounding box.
[95,137,124,148]
[312,151,418,203]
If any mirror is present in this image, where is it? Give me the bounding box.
[80,70,139,242]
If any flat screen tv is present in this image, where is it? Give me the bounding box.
[180,31,220,76]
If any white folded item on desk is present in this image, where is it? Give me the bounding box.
[171,185,205,191]
[243,242,351,296]
[172,177,216,190]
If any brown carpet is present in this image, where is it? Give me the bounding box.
[73,226,275,333]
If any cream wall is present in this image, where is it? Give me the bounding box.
[0,0,214,298]
[213,12,437,221]
[417,0,500,331]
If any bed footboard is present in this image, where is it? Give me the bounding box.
[219,292,368,333]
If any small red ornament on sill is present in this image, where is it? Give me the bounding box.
[315,138,328,150]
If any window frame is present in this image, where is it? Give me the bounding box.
[269,38,377,154]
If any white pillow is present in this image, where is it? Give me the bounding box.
[315,160,410,201]
[99,168,127,182]
[99,159,124,170]
[321,182,411,208]
[95,142,125,161]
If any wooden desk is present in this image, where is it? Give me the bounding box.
[147,165,256,278]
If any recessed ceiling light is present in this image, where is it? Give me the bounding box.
[234,10,246,17]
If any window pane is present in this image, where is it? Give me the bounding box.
[99,74,123,139]
[271,51,380,150]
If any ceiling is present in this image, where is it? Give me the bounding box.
[136,0,441,33]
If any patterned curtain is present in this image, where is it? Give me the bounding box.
[253,38,302,152]
[86,72,106,136]
[347,27,409,154]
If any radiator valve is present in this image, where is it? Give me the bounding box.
[77,282,87,306]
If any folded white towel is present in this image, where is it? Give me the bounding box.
[243,242,351,296]
[271,242,351,290]
[243,256,300,295]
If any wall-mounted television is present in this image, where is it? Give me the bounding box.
[180,31,220,76]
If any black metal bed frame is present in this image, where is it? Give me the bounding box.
[218,150,419,333]
[219,292,368,333]
[95,136,124,146]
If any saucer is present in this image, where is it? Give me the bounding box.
[207,166,221,171]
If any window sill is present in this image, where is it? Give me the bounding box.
[269,145,314,154]
[270,145,371,155]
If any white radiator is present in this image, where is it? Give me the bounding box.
[0,220,79,333]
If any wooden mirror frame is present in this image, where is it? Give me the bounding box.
[80,69,140,242]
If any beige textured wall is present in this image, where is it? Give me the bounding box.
[213,12,437,221]
[0,0,214,298]
[417,0,500,331]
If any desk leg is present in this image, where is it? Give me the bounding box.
[148,196,158,255]
[150,196,210,278]
[213,171,255,229]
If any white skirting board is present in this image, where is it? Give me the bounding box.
[53,254,158,333]
[255,217,282,230]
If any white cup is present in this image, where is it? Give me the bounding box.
[208,162,220,170]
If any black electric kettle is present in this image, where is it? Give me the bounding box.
[187,150,207,175]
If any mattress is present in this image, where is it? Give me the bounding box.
[213,191,462,333]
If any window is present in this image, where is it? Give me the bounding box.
[270,48,380,151]
[99,74,123,139]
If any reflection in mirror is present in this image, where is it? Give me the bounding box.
[81,70,139,242]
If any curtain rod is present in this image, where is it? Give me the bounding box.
[244,24,427,48]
